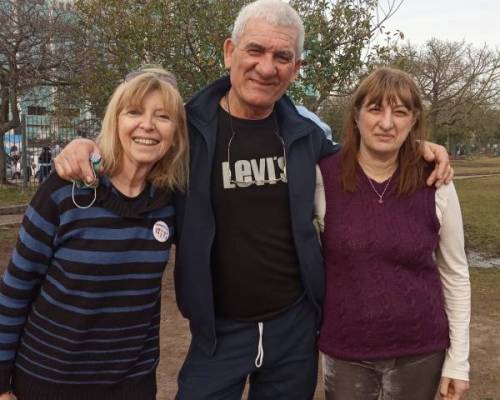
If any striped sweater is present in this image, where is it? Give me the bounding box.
[0,173,174,399]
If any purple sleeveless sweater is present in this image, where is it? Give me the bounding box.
[318,152,449,361]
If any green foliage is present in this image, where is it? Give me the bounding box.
[71,0,404,117]
[318,95,350,141]
[72,0,248,115]
[162,0,247,95]
[290,0,377,110]
[0,0,84,183]
[73,0,173,115]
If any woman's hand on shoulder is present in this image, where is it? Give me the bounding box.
[439,376,469,400]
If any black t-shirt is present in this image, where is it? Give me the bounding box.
[211,106,303,321]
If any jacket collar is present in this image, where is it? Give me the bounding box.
[186,75,317,147]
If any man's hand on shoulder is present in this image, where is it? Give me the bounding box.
[420,141,454,187]
[53,139,100,183]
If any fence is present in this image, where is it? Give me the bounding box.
[4,114,100,188]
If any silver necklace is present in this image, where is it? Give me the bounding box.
[224,94,287,185]
[365,174,393,204]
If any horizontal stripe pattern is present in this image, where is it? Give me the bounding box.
[25,206,57,237]
[15,359,158,384]
[54,248,170,264]
[0,174,173,392]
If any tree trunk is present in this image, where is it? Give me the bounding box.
[428,110,439,143]
[0,133,6,184]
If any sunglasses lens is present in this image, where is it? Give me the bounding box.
[124,71,140,81]
[124,70,177,87]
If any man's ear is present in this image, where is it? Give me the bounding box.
[290,59,302,81]
[223,39,235,70]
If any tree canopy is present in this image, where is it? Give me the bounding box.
[0,0,84,183]
[375,39,500,149]
[3,0,499,174]
[71,0,404,116]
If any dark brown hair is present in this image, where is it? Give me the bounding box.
[341,67,430,196]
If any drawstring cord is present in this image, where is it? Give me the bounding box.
[255,322,264,368]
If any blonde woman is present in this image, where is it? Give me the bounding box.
[0,67,188,400]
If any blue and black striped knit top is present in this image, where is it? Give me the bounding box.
[0,173,174,400]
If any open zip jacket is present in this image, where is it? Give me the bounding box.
[174,76,339,356]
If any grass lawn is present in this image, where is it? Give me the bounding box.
[470,267,500,317]
[0,184,36,207]
[455,175,500,257]
[453,156,500,176]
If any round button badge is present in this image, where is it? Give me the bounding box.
[153,221,170,243]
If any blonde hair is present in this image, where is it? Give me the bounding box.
[97,67,189,191]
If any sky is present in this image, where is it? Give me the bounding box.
[378,0,500,48]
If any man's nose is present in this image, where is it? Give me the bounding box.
[255,53,277,77]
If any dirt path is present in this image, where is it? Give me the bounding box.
[157,264,191,399]
[455,173,500,180]
[0,214,22,226]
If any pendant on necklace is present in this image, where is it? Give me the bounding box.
[365,172,393,205]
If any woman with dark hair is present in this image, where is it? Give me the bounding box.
[316,67,470,400]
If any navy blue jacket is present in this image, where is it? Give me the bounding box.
[175,76,339,356]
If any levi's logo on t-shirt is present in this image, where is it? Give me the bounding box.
[222,156,287,189]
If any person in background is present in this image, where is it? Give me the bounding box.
[8,145,21,180]
[316,67,470,400]
[0,66,188,400]
[9,145,19,164]
[38,146,52,183]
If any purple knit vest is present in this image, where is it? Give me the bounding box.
[318,152,449,361]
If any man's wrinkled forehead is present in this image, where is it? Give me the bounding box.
[236,19,300,58]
